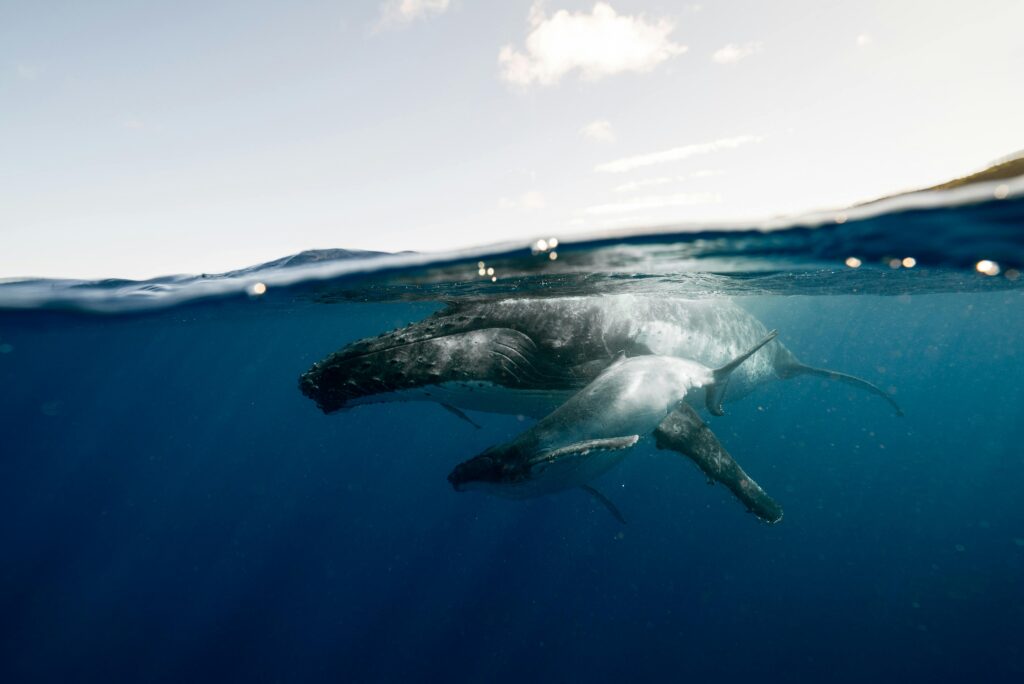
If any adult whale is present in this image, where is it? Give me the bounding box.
[448,332,785,524]
[299,296,902,420]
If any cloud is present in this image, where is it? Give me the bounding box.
[499,191,547,210]
[595,135,760,173]
[580,119,615,143]
[377,0,450,29]
[711,41,763,64]
[583,192,721,215]
[856,34,873,47]
[499,2,687,87]
[613,169,724,192]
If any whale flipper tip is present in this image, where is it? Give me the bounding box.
[655,403,784,524]
[782,361,904,416]
[582,485,627,525]
[440,402,482,429]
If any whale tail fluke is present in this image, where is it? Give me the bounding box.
[779,361,904,417]
[706,330,779,416]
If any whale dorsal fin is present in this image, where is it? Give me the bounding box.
[581,485,626,524]
[706,330,778,417]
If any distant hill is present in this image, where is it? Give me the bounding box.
[860,152,1024,206]
[921,154,1024,191]
[217,248,401,278]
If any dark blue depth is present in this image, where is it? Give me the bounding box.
[1,292,1023,683]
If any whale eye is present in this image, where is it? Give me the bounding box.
[527,459,551,478]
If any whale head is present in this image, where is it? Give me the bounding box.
[300,322,582,414]
[448,434,640,499]
[447,444,529,493]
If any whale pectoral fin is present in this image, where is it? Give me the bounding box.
[440,402,482,429]
[654,403,783,524]
[581,485,626,525]
[539,435,640,462]
[706,330,778,416]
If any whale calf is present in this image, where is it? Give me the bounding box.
[300,296,901,420]
[447,331,784,524]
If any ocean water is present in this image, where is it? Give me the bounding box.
[2,185,1023,682]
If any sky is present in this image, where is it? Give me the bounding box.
[2,0,1023,279]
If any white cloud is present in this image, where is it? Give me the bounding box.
[580,119,615,143]
[377,0,450,29]
[595,135,760,173]
[712,41,763,64]
[583,191,721,215]
[499,2,687,87]
[614,169,724,192]
[499,191,547,210]
[856,34,873,47]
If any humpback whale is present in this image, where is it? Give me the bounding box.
[447,331,784,524]
[299,296,901,420]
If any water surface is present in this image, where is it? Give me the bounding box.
[2,186,1023,682]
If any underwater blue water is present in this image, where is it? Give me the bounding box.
[2,191,1024,682]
